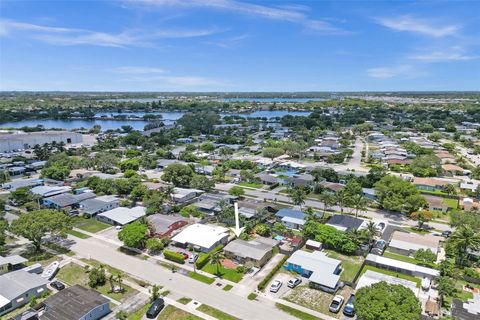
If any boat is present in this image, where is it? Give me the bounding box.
[41,261,60,280]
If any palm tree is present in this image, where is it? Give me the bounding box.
[335,190,347,214]
[289,187,307,209]
[450,226,480,266]
[319,192,336,215]
[351,194,368,218]
[210,251,226,276]
[365,221,379,240]
[108,274,115,292]
[116,273,123,292]
[163,186,175,202]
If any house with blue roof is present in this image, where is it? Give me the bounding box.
[275,208,306,230]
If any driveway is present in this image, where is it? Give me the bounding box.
[265,272,294,299]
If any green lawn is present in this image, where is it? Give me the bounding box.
[196,304,240,320]
[73,217,111,233]
[127,304,149,320]
[223,284,233,291]
[238,182,263,189]
[201,263,244,283]
[177,297,193,305]
[443,198,458,210]
[158,305,202,320]
[188,272,215,284]
[325,250,364,283]
[275,303,321,320]
[57,262,138,302]
[66,229,91,239]
[383,251,435,268]
[360,265,421,287]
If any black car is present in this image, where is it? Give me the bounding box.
[50,281,65,291]
[442,230,452,237]
[146,298,165,319]
[343,294,355,316]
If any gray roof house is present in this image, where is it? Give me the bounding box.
[0,269,49,316]
[255,173,278,185]
[284,250,342,293]
[224,237,279,267]
[275,208,307,230]
[0,255,28,275]
[42,192,96,209]
[326,215,366,232]
[40,285,111,320]
[79,195,119,217]
[96,206,146,226]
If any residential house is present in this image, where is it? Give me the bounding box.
[30,186,71,198]
[1,178,43,191]
[79,195,119,217]
[326,215,366,232]
[0,255,27,275]
[42,192,96,210]
[288,174,315,188]
[460,182,479,193]
[171,188,204,204]
[193,193,236,215]
[0,270,49,316]
[443,164,466,176]
[223,236,279,268]
[147,214,191,238]
[356,270,418,294]
[320,181,345,194]
[284,250,342,293]
[388,231,441,257]
[423,195,452,213]
[170,224,229,252]
[365,254,439,279]
[96,206,146,226]
[255,173,278,185]
[275,208,306,230]
[40,285,111,320]
[413,177,450,192]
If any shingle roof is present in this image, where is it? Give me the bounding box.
[41,285,109,320]
[224,237,278,261]
[326,215,365,231]
[0,270,49,302]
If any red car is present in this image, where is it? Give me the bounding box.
[178,252,189,259]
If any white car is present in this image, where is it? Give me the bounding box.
[270,280,283,293]
[329,295,344,313]
[287,278,302,288]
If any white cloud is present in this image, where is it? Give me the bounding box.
[376,15,459,37]
[367,65,424,79]
[113,66,168,74]
[136,0,347,34]
[409,47,477,62]
[0,18,221,47]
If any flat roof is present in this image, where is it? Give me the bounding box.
[365,254,439,277]
[224,237,278,261]
[171,224,229,249]
[97,206,146,225]
[356,270,418,293]
[389,231,441,253]
[287,250,341,289]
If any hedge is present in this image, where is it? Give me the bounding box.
[258,255,289,291]
[195,244,224,269]
[163,250,185,264]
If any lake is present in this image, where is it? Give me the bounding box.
[222,98,325,103]
[0,110,311,131]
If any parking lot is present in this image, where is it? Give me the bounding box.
[265,271,298,299]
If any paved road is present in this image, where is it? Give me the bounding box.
[69,236,297,320]
[216,183,451,232]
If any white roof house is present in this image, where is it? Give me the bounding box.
[97,206,146,226]
[365,254,440,279]
[286,250,341,292]
[30,186,72,198]
[389,231,441,255]
[171,224,229,252]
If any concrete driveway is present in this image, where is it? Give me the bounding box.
[265,272,294,299]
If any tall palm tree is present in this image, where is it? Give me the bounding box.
[319,192,336,215]
[162,186,175,202]
[335,190,347,214]
[450,226,480,266]
[108,274,115,292]
[365,221,379,240]
[116,273,123,292]
[289,187,307,209]
[209,251,226,276]
[352,194,368,218]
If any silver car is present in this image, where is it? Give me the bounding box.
[270,280,282,293]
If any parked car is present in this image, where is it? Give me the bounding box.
[442,230,452,238]
[188,253,198,264]
[178,252,189,259]
[329,295,344,313]
[371,239,386,255]
[50,281,65,291]
[146,298,165,319]
[270,280,283,293]
[376,222,386,232]
[115,225,123,230]
[343,294,355,316]
[287,278,302,288]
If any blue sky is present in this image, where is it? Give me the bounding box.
[0,0,479,91]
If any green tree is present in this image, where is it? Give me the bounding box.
[355,281,421,320]
[289,187,307,209]
[180,205,203,218]
[229,186,245,197]
[119,159,140,172]
[253,224,271,237]
[162,163,194,187]
[10,187,33,205]
[190,175,215,192]
[145,238,164,254]
[118,221,148,248]
[41,163,70,181]
[262,147,284,160]
[444,184,457,195]
[210,251,226,276]
[414,248,437,264]
[88,265,106,288]
[150,284,161,302]
[10,210,72,252]
[374,176,426,213]
[449,225,480,266]
[351,194,368,218]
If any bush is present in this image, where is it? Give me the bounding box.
[88,265,106,288]
[236,265,245,273]
[258,255,289,291]
[464,268,480,280]
[163,250,185,264]
[195,244,224,269]
[268,183,279,190]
